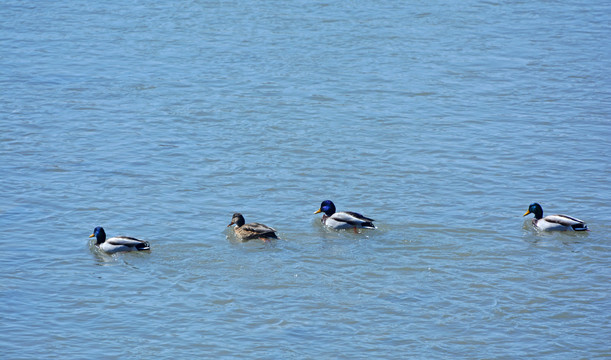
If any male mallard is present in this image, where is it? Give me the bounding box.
[89,226,151,253]
[314,200,376,232]
[523,203,588,231]
[227,213,278,241]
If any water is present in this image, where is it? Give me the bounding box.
[1,0,610,358]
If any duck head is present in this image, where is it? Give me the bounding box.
[89,226,106,244]
[227,213,245,227]
[523,203,543,219]
[314,200,336,216]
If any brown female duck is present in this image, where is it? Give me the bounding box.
[227,213,278,241]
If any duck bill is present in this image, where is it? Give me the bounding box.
[314,209,322,214]
[227,222,234,227]
[523,210,531,217]
[89,234,95,238]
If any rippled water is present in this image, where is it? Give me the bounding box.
[1,1,610,358]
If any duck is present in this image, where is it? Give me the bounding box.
[89,226,151,253]
[314,200,376,232]
[523,203,588,231]
[227,213,278,241]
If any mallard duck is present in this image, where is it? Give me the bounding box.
[314,200,376,232]
[227,213,278,241]
[523,203,588,231]
[89,226,151,253]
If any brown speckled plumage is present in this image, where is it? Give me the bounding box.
[227,213,278,241]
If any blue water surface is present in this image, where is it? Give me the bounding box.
[1,1,610,359]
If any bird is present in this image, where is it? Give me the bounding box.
[523,203,588,231]
[89,226,151,253]
[227,213,278,241]
[314,200,375,232]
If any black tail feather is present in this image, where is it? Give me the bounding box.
[362,222,376,229]
[136,241,151,250]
